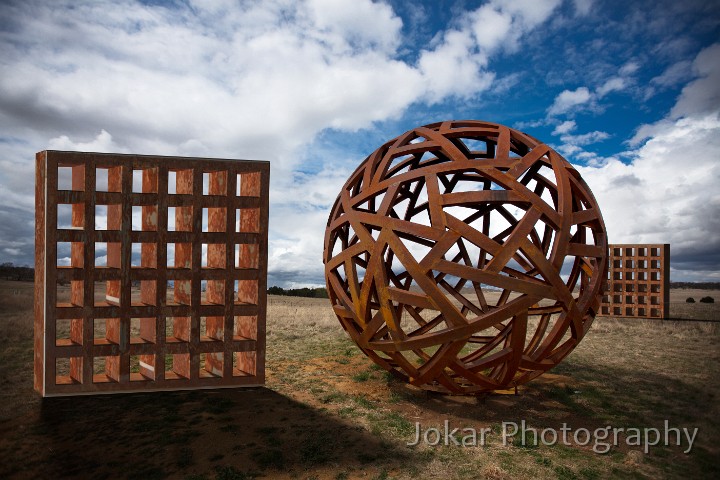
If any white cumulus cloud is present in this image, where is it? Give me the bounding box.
[547,87,592,115]
[579,44,720,279]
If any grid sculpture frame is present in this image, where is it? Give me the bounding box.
[600,244,670,319]
[34,150,269,396]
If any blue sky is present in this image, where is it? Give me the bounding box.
[0,0,718,286]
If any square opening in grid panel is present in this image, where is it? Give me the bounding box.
[204,279,225,306]
[131,317,156,344]
[199,352,224,378]
[95,204,122,230]
[651,284,660,293]
[93,356,120,383]
[57,165,80,191]
[167,206,194,232]
[132,205,159,231]
[201,315,224,341]
[136,279,158,306]
[613,247,622,256]
[131,243,158,268]
[639,284,648,293]
[651,247,660,256]
[236,208,260,233]
[130,354,156,381]
[235,244,259,269]
[165,316,191,342]
[57,204,84,230]
[238,172,261,197]
[167,243,192,268]
[202,207,227,232]
[235,280,258,305]
[55,357,82,385]
[172,280,193,306]
[234,315,257,340]
[203,171,228,196]
[94,280,122,307]
[132,169,143,193]
[132,168,159,193]
[233,351,256,376]
[168,169,193,195]
[168,171,177,194]
[94,242,122,268]
[56,279,83,307]
[167,206,176,232]
[56,242,74,267]
[165,353,190,380]
[202,244,226,268]
[95,168,109,192]
[55,318,83,346]
[94,318,121,345]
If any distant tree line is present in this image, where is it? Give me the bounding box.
[670,282,720,290]
[267,285,329,298]
[0,263,34,281]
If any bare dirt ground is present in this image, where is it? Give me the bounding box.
[1,280,719,479]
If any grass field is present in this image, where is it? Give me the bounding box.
[0,279,719,479]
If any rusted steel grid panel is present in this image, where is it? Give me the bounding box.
[599,243,670,319]
[34,151,269,396]
[323,120,608,395]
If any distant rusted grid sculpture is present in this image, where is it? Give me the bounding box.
[35,151,269,396]
[323,121,608,394]
[600,244,670,319]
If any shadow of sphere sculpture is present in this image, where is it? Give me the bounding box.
[323,120,608,394]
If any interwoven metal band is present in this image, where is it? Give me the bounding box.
[324,120,608,394]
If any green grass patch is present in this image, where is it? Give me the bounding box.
[352,370,373,382]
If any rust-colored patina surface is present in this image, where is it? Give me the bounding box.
[35,151,269,396]
[600,244,670,319]
[323,120,608,394]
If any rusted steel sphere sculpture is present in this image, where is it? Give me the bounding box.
[323,120,608,395]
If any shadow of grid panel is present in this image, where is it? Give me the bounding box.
[35,150,269,396]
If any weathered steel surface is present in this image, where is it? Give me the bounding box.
[599,244,670,319]
[34,151,269,396]
[323,120,608,394]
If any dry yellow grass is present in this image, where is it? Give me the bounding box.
[1,280,719,479]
